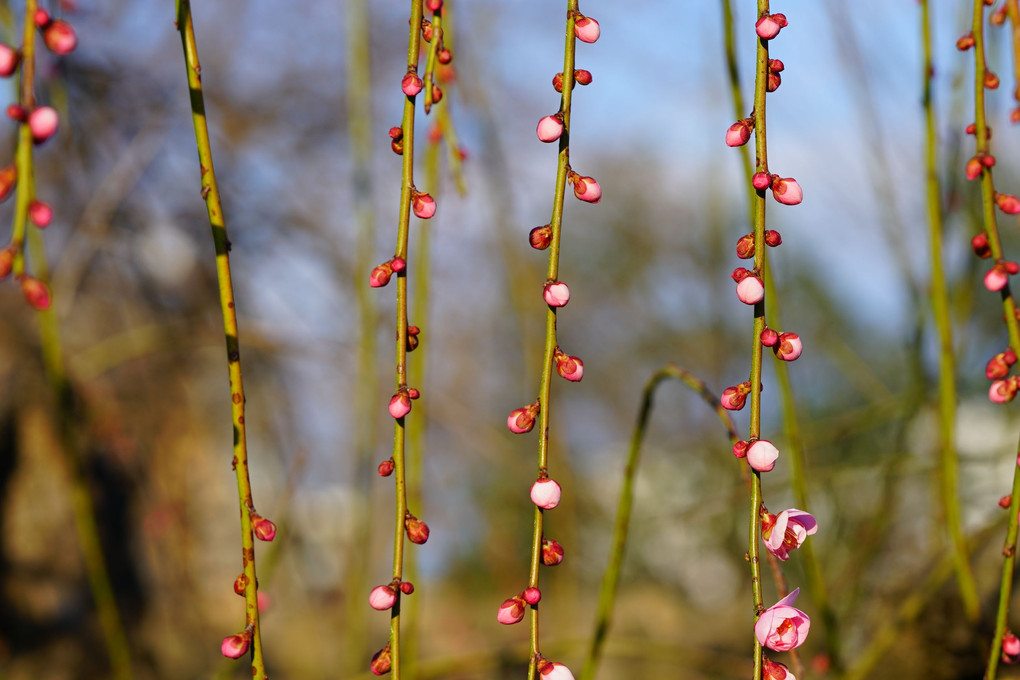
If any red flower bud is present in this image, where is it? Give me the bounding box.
[542,538,564,566]
[972,233,991,259]
[530,225,552,250]
[736,233,755,259]
[405,514,430,544]
[371,645,392,676]
[233,573,248,596]
[378,459,395,476]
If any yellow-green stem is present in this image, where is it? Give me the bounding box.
[580,365,738,680]
[389,3,425,677]
[922,0,980,624]
[175,2,267,676]
[973,0,1020,675]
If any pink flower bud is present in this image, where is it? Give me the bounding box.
[371,645,392,675]
[733,440,749,458]
[736,275,765,305]
[965,157,983,180]
[756,15,783,40]
[389,391,412,419]
[767,71,782,93]
[747,439,779,473]
[233,573,248,595]
[572,175,602,203]
[537,115,564,143]
[542,538,565,565]
[1006,349,1017,366]
[28,106,59,144]
[29,200,52,228]
[996,193,1020,215]
[1000,494,1013,508]
[42,20,77,55]
[6,104,24,122]
[370,262,394,288]
[0,247,13,280]
[760,328,779,347]
[438,47,452,64]
[763,657,793,680]
[508,402,539,434]
[721,382,750,411]
[774,332,803,361]
[972,233,992,259]
[221,632,251,659]
[726,120,752,147]
[771,177,803,205]
[1003,631,1020,663]
[21,276,51,310]
[736,233,755,258]
[731,267,751,282]
[400,581,414,595]
[574,69,593,85]
[987,354,1010,380]
[412,192,436,219]
[0,44,19,77]
[982,154,997,168]
[769,58,785,73]
[523,587,541,605]
[390,256,406,272]
[531,478,562,510]
[990,379,1018,404]
[544,281,571,307]
[33,9,50,28]
[957,33,976,50]
[257,591,271,612]
[497,596,526,624]
[752,172,772,190]
[405,514,430,544]
[378,459,395,476]
[986,72,1000,89]
[401,72,423,97]
[554,349,584,382]
[252,514,277,542]
[985,266,1009,292]
[574,16,600,43]
[530,225,552,250]
[538,661,575,680]
[425,0,443,11]
[369,585,397,610]
[764,230,783,247]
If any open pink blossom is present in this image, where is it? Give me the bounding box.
[537,115,564,143]
[538,661,576,680]
[497,595,526,624]
[544,281,571,307]
[369,585,397,611]
[531,478,562,510]
[572,175,602,203]
[736,275,765,305]
[771,177,803,205]
[574,16,600,43]
[773,332,802,362]
[747,439,779,473]
[221,632,251,659]
[755,588,811,652]
[762,509,817,561]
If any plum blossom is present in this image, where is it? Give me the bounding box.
[755,588,811,652]
[762,509,817,561]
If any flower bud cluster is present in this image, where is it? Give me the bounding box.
[0,11,77,311]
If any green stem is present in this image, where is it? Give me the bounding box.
[389,3,425,678]
[580,364,738,680]
[346,0,377,671]
[747,2,771,678]
[526,5,578,679]
[973,0,1020,675]
[423,11,441,114]
[922,0,980,624]
[175,3,267,677]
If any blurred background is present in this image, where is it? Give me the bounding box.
[2,0,1020,678]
